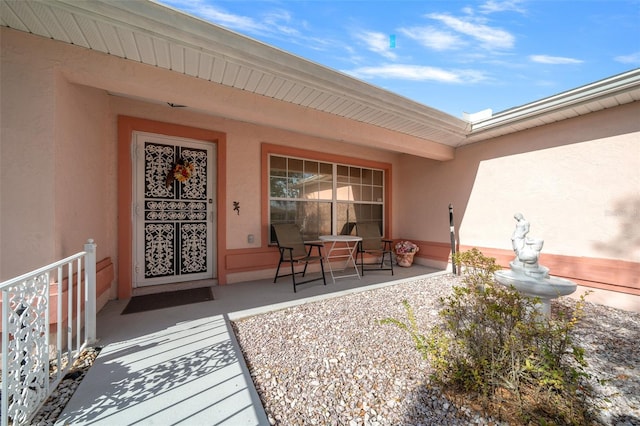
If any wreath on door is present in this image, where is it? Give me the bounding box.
[166,157,195,187]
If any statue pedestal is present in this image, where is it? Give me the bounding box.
[495,269,577,317]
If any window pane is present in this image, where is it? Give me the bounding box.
[299,201,331,240]
[270,177,288,198]
[350,167,361,184]
[337,165,349,183]
[302,181,319,199]
[353,203,383,234]
[318,162,333,200]
[361,185,373,202]
[270,200,332,242]
[270,201,295,242]
[286,179,301,198]
[320,162,332,176]
[304,161,318,178]
[372,186,383,202]
[336,181,351,201]
[373,170,383,186]
[362,169,373,185]
[288,158,303,180]
[269,155,385,243]
[302,161,320,199]
[337,202,358,235]
[270,200,296,223]
[372,204,383,221]
[270,156,286,177]
[318,181,333,200]
[350,185,361,201]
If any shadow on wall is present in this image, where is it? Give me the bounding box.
[594,195,640,258]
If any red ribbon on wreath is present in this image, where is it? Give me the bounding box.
[166,158,195,187]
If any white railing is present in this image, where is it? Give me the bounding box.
[0,239,97,426]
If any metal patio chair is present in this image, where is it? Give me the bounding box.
[272,224,327,292]
[355,222,394,276]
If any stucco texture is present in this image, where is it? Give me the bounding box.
[1,27,638,298]
[396,102,640,263]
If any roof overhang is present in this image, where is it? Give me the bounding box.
[2,0,638,156]
[466,68,640,143]
[0,0,470,160]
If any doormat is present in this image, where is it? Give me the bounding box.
[121,287,214,315]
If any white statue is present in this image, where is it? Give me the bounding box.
[510,213,549,278]
[511,213,529,255]
[496,213,577,317]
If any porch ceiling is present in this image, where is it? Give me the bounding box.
[2,1,638,155]
[0,0,469,159]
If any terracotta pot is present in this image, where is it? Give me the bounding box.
[396,252,416,267]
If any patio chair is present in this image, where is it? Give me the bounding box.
[272,224,327,292]
[355,222,394,276]
[339,221,356,235]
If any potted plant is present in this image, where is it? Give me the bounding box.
[395,241,419,267]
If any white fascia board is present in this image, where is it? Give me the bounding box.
[471,68,640,132]
[53,0,469,137]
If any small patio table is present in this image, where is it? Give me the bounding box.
[319,235,362,283]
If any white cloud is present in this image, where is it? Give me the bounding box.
[426,13,515,50]
[479,0,526,14]
[399,26,464,51]
[263,9,301,36]
[172,2,268,33]
[158,0,336,52]
[354,31,397,60]
[529,55,584,64]
[345,64,487,83]
[614,52,640,64]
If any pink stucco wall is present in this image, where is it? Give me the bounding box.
[54,75,118,269]
[110,96,401,251]
[396,101,640,263]
[0,28,403,285]
[1,27,638,301]
[1,30,56,277]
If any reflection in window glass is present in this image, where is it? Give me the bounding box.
[362,169,373,185]
[304,161,318,178]
[372,186,383,203]
[361,185,372,202]
[270,156,286,176]
[288,158,303,179]
[350,167,361,184]
[270,177,287,198]
[337,165,349,183]
[336,181,351,201]
[373,170,383,186]
[269,155,385,241]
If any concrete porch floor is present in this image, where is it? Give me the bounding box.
[56,264,444,425]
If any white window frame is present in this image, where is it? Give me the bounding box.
[268,153,385,241]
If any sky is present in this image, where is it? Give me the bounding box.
[156,0,640,118]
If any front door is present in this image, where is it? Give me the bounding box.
[132,132,216,287]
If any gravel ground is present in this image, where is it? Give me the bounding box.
[232,274,640,426]
[31,274,639,425]
[31,347,101,426]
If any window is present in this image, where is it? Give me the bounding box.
[269,154,385,241]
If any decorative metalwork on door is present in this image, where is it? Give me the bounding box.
[134,133,215,287]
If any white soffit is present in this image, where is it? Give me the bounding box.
[2,0,638,150]
[466,68,640,143]
[0,0,470,150]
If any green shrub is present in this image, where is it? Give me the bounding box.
[380,248,594,425]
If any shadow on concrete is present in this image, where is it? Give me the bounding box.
[56,315,268,425]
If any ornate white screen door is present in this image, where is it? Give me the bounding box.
[132,132,216,287]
